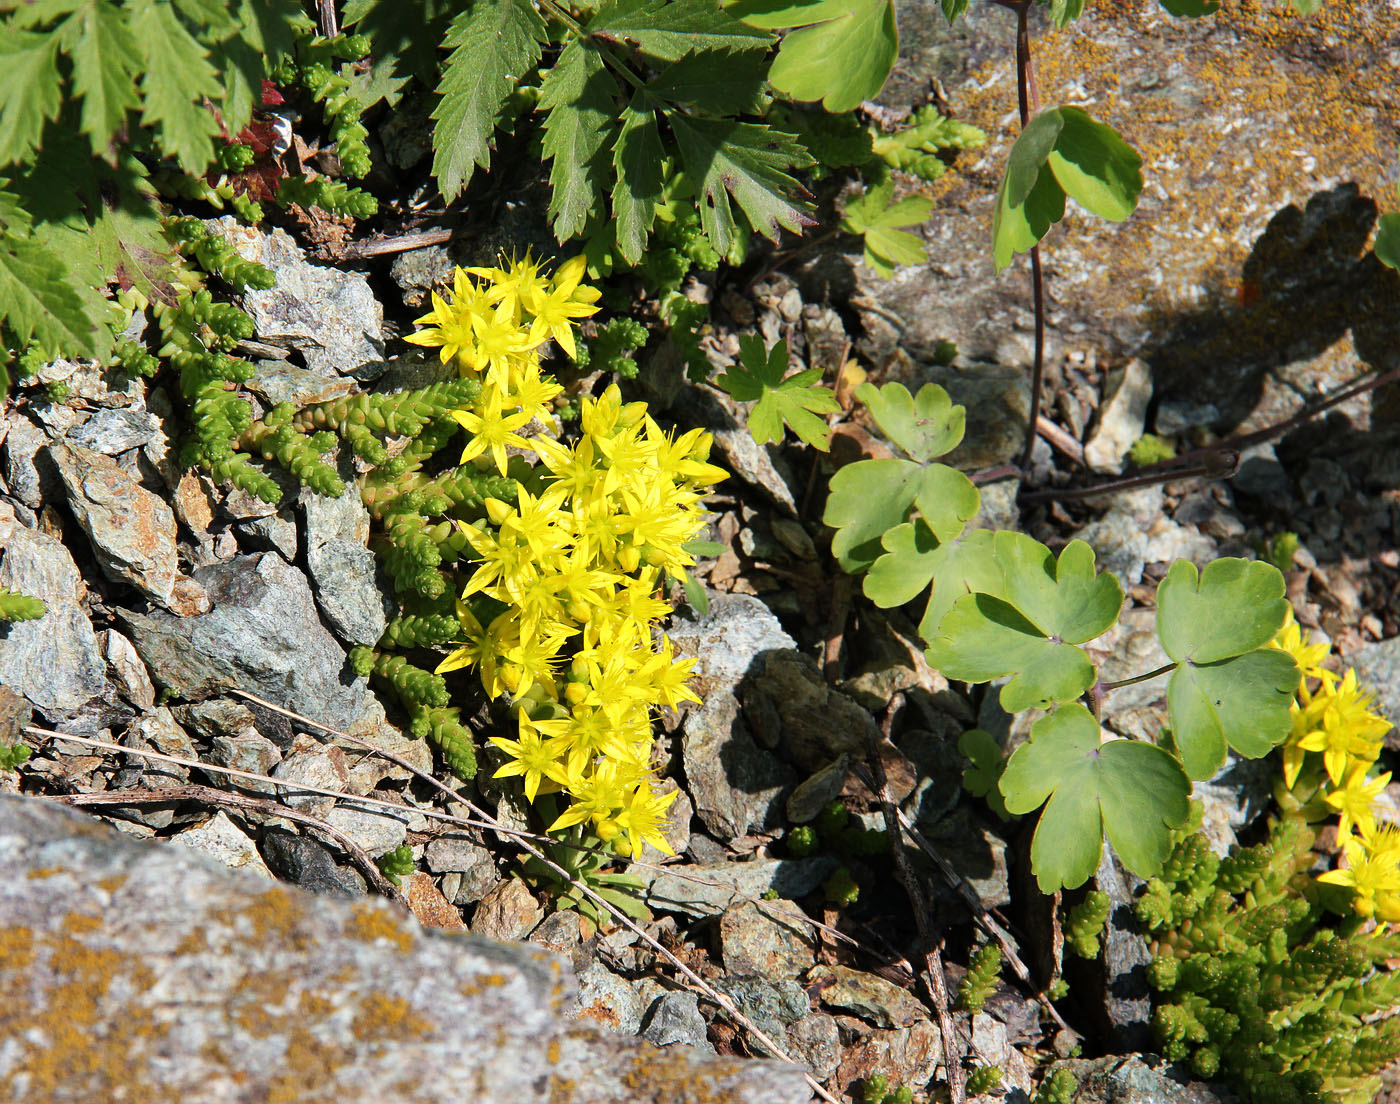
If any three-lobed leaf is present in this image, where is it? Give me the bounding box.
[730,0,898,113]
[854,380,964,463]
[716,334,839,449]
[999,704,1192,891]
[840,178,933,278]
[1156,558,1297,778]
[924,534,1122,712]
[862,522,999,644]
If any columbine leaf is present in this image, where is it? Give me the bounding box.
[1050,0,1088,25]
[1159,0,1220,14]
[431,0,545,202]
[731,0,897,113]
[924,535,1121,712]
[863,520,996,641]
[841,178,932,278]
[590,0,771,61]
[1375,213,1400,271]
[826,458,980,573]
[999,704,1192,891]
[59,0,144,158]
[0,31,63,167]
[993,158,1063,272]
[1046,107,1143,222]
[540,41,620,243]
[853,380,964,463]
[131,0,223,173]
[716,334,839,449]
[611,93,665,266]
[1166,650,1299,780]
[666,114,815,254]
[1156,559,1290,663]
[1156,558,1295,779]
[646,48,768,115]
[941,0,970,19]
[960,728,1010,818]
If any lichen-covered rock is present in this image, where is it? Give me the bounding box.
[0,795,812,1104]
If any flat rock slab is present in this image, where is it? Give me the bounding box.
[0,795,811,1104]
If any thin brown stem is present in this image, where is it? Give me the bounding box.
[1100,662,1177,692]
[1018,452,1238,504]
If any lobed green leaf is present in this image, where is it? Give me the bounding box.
[853,380,964,463]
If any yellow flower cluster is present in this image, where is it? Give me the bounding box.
[408,256,726,859]
[1272,612,1398,920]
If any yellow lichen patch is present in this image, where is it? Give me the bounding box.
[351,993,436,1041]
[345,902,415,953]
[0,925,34,971]
[175,928,209,957]
[97,874,128,894]
[263,1026,348,1104]
[243,887,316,951]
[25,866,65,880]
[299,990,337,1019]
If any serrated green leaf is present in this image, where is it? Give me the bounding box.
[1046,107,1142,222]
[1159,0,1219,14]
[1156,558,1290,664]
[992,157,1064,272]
[172,0,238,34]
[1166,650,1298,779]
[0,31,63,167]
[0,229,107,357]
[924,535,1121,712]
[540,41,619,243]
[1375,212,1400,271]
[841,179,932,277]
[999,704,1191,891]
[591,0,771,61]
[131,0,223,173]
[647,48,768,114]
[611,94,665,265]
[60,0,144,158]
[667,114,814,254]
[716,334,838,449]
[87,173,179,303]
[731,0,897,113]
[431,0,545,202]
[853,380,964,463]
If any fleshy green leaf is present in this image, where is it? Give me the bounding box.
[1159,0,1220,14]
[646,48,768,115]
[853,380,964,463]
[715,334,839,449]
[1156,558,1290,664]
[60,0,144,158]
[0,31,63,167]
[923,535,1121,712]
[1375,212,1400,271]
[999,704,1192,891]
[431,0,545,202]
[540,41,619,243]
[731,0,897,113]
[1166,650,1299,780]
[666,114,815,253]
[131,0,223,173]
[840,178,932,278]
[611,93,665,266]
[1046,107,1143,222]
[591,0,771,61]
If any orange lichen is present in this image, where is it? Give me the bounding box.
[344,902,415,953]
[351,993,436,1041]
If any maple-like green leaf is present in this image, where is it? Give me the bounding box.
[1155,558,1296,779]
[540,41,620,243]
[1375,212,1400,271]
[590,0,771,61]
[0,228,107,357]
[924,535,1122,713]
[131,0,223,173]
[431,0,545,202]
[840,178,932,278]
[853,380,964,464]
[59,0,144,158]
[999,704,1192,891]
[646,47,769,115]
[0,31,63,167]
[730,0,898,113]
[666,114,814,253]
[716,334,839,449]
[612,94,665,265]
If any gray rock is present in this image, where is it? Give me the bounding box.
[641,991,712,1050]
[171,811,274,879]
[323,804,411,856]
[234,513,298,561]
[470,877,542,941]
[1054,1055,1230,1104]
[785,756,849,825]
[572,963,648,1036]
[245,363,358,407]
[745,651,882,773]
[273,740,352,817]
[65,406,163,455]
[48,441,208,616]
[1348,636,1400,750]
[1072,486,1216,589]
[1093,848,1152,1053]
[302,483,390,647]
[0,524,107,717]
[101,630,156,711]
[424,833,492,874]
[1085,358,1152,474]
[669,596,799,837]
[258,826,367,897]
[807,964,928,1029]
[0,794,811,1104]
[720,899,817,978]
[716,976,811,1041]
[208,729,283,791]
[785,1013,842,1081]
[214,218,384,377]
[390,244,455,309]
[1,411,51,509]
[120,552,385,738]
[646,857,839,918]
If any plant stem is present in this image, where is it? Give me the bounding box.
[1100,663,1177,692]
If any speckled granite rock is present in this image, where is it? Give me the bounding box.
[0,795,811,1104]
